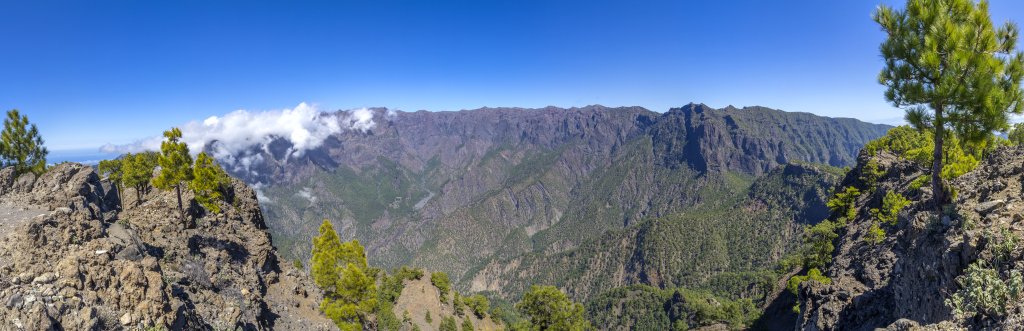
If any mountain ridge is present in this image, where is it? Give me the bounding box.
[217,103,891,303]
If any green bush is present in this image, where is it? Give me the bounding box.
[439,316,458,331]
[826,187,861,226]
[453,292,465,316]
[864,222,886,245]
[379,266,427,304]
[516,285,591,331]
[863,126,932,164]
[947,262,1024,319]
[859,159,885,191]
[870,191,911,226]
[862,125,979,180]
[431,272,452,303]
[787,268,831,313]
[909,175,929,192]
[461,318,475,331]
[464,294,491,318]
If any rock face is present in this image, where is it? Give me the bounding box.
[797,146,1024,330]
[230,104,891,296]
[0,164,334,330]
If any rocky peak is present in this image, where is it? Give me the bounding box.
[0,164,334,330]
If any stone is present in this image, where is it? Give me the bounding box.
[32,273,57,285]
[5,293,23,308]
[17,272,33,284]
[0,167,14,196]
[976,200,1006,215]
[119,312,132,326]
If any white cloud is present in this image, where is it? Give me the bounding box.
[99,103,378,170]
[296,187,317,204]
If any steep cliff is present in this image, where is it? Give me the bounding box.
[0,164,333,330]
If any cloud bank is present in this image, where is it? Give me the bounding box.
[100,103,378,170]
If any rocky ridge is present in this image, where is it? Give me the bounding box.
[797,146,1024,330]
[0,163,333,330]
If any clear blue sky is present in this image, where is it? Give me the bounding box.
[1,0,1022,151]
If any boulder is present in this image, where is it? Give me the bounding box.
[0,167,14,196]
[11,172,35,194]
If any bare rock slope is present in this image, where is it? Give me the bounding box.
[798,146,1024,330]
[0,163,334,330]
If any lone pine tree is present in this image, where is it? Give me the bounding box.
[153,128,194,221]
[0,109,48,176]
[874,0,1024,207]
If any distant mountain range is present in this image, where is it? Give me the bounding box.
[216,103,891,303]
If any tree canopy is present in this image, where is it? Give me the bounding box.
[873,0,1024,206]
[311,219,376,331]
[153,128,194,220]
[515,285,591,331]
[190,152,231,214]
[0,109,47,176]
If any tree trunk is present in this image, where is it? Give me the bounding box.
[932,106,945,210]
[115,183,123,210]
[175,184,185,221]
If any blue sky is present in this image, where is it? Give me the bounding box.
[1,0,1022,152]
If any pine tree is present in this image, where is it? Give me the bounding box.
[1009,123,1024,145]
[874,0,1024,207]
[311,219,376,330]
[124,152,158,206]
[0,110,48,176]
[439,317,458,331]
[190,152,230,214]
[153,128,193,220]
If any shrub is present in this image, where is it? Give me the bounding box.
[461,318,475,331]
[862,126,932,164]
[787,268,831,313]
[859,160,885,191]
[870,191,911,226]
[431,272,452,303]
[464,294,491,318]
[989,228,1020,267]
[864,222,886,245]
[863,125,979,180]
[516,285,591,331]
[439,316,458,331]
[909,175,929,192]
[947,262,1024,319]
[425,311,433,324]
[787,268,831,295]
[453,292,465,316]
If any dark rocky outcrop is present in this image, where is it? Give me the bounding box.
[798,146,1024,330]
[0,164,334,330]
